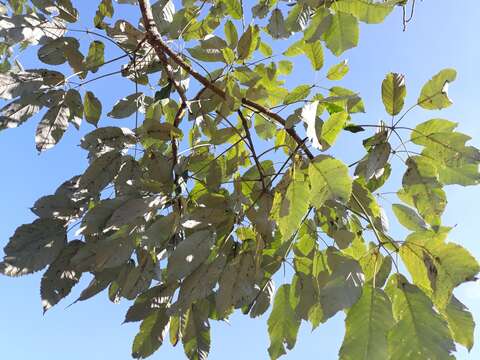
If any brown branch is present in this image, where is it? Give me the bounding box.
[137,0,314,160]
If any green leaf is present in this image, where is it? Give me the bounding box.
[267,284,301,360]
[35,102,70,152]
[426,240,479,309]
[40,240,83,312]
[442,296,475,351]
[237,25,259,61]
[324,11,359,56]
[327,60,349,80]
[250,279,275,318]
[254,113,276,140]
[381,72,406,116]
[284,40,324,71]
[283,84,311,105]
[309,157,352,209]
[79,151,123,194]
[402,156,446,227]
[224,20,238,47]
[215,252,256,316]
[319,248,364,321]
[94,0,114,28]
[386,274,456,360]
[271,170,310,240]
[108,93,143,119]
[224,0,243,20]
[320,111,349,149]
[0,218,66,277]
[83,91,102,126]
[183,301,211,360]
[333,0,400,24]
[132,308,170,359]
[0,98,41,130]
[166,230,215,282]
[85,40,105,73]
[339,284,394,360]
[418,68,457,110]
[267,8,289,39]
[392,204,428,232]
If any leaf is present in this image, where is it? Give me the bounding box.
[32,194,79,220]
[84,91,102,126]
[303,40,324,71]
[285,4,310,33]
[132,308,170,359]
[0,218,66,277]
[442,295,475,351]
[224,0,243,20]
[254,113,276,140]
[85,40,105,73]
[402,156,446,226]
[216,252,257,316]
[426,240,479,309]
[81,126,136,155]
[309,157,352,209]
[359,142,391,180]
[320,111,349,148]
[237,25,259,61]
[173,253,226,312]
[40,240,83,312]
[267,8,289,39]
[166,230,215,282]
[224,20,238,47]
[152,0,175,34]
[392,204,428,232]
[0,71,48,100]
[267,284,301,360]
[381,72,406,116]
[35,103,70,151]
[339,284,394,360]
[333,0,400,24]
[284,40,324,71]
[324,11,359,56]
[320,248,364,321]
[271,170,310,240]
[283,84,311,105]
[250,280,275,318]
[79,151,123,194]
[183,302,211,360]
[418,69,457,110]
[327,60,349,80]
[108,93,143,119]
[0,98,41,130]
[386,274,456,360]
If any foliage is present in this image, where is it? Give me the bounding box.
[0,0,479,359]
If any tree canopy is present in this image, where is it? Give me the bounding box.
[0,0,479,359]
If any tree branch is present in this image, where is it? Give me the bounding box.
[137,0,314,160]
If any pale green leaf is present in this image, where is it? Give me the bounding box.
[0,218,66,276]
[327,60,349,80]
[267,284,301,360]
[309,157,352,209]
[381,72,406,116]
[324,11,359,56]
[386,274,456,360]
[339,284,394,360]
[418,69,457,110]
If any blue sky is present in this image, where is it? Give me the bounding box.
[1,1,480,359]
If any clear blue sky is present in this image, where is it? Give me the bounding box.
[1,1,479,359]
